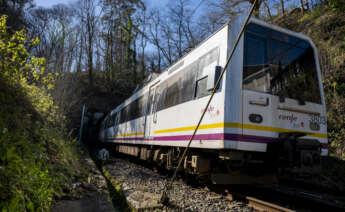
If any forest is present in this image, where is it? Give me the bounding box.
[0,0,344,211]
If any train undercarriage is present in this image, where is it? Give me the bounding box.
[103,136,322,185]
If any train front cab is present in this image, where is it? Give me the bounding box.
[224,17,328,176]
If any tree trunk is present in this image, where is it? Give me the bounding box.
[263,0,272,19]
[299,0,305,14]
[77,27,83,73]
[157,47,161,72]
[280,0,285,14]
[87,19,93,87]
[88,39,93,87]
[61,22,65,73]
[305,0,310,10]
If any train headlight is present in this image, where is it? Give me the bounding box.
[249,114,263,123]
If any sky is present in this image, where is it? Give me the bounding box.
[33,0,171,8]
[34,0,207,12]
[34,0,77,7]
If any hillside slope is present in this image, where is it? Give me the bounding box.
[0,15,85,211]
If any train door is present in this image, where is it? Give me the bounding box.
[242,91,273,134]
[144,81,160,139]
[241,25,274,151]
[106,113,117,139]
[113,112,120,138]
[104,116,110,139]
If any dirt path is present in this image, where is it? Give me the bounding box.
[52,192,116,212]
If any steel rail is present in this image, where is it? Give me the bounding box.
[159,0,259,204]
[246,197,295,212]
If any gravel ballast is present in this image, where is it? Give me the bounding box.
[103,157,254,211]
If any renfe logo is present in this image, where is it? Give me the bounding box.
[278,114,298,123]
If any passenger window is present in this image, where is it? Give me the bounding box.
[195,76,209,98]
[157,84,167,111]
[103,117,108,129]
[148,93,153,114]
[165,81,180,108]
[180,62,197,103]
[194,47,219,99]
[120,106,128,123]
[115,112,120,126]
[107,113,116,128]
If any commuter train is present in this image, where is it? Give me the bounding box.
[99,15,328,183]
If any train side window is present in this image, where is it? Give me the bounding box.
[119,109,123,123]
[114,112,120,126]
[142,93,151,116]
[129,99,138,120]
[165,81,180,108]
[105,116,110,128]
[138,95,145,118]
[120,106,128,123]
[101,121,104,131]
[125,106,130,122]
[107,115,112,128]
[157,84,167,111]
[181,61,197,103]
[152,88,160,123]
[194,47,219,99]
[103,117,108,129]
[108,113,116,128]
[105,116,109,128]
[195,76,209,98]
[112,113,116,126]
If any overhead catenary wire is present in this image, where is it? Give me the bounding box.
[159,0,259,204]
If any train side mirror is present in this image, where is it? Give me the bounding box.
[207,66,222,91]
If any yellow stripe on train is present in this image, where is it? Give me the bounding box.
[116,132,144,137]
[154,122,327,139]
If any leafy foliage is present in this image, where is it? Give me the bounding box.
[0,15,81,211]
[327,0,345,12]
[273,2,345,159]
[298,5,345,159]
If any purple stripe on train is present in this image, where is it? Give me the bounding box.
[105,133,328,149]
[153,133,224,141]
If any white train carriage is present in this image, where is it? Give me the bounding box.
[100,16,328,175]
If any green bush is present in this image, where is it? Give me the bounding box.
[328,0,345,12]
[0,15,80,211]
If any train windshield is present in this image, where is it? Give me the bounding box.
[243,23,321,104]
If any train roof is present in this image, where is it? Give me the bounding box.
[109,15,318,116]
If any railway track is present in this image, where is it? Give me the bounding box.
[247,197,294,212]
[101,153,345,211]
[204,186,295,212]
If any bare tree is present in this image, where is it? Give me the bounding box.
[299,0,305,13]
[262,0,272,19]
[146,0,203,69]
[29,4,77,73]
[100,0,145,93]
[280,0,285,14]
[78,0,99,87]
[137,9,148,79]
[148,9,164,71]
[76,20,84,73]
